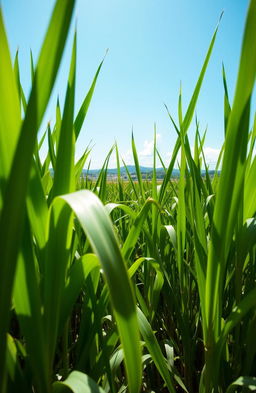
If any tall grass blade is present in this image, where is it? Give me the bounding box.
[0,10,21,198]
[204,1,256,389]
[51,31,77,199]
[182,14,222,132]
[0,1,75,389]
[13,218,49,393]
[62,190,142,393]
[222,63,231,134]
[131,132,144,200]
[226,377,256,393]
[53,371,106,393]
[159,18,220,204]
[74,55,106,140]
[137,308,176,393]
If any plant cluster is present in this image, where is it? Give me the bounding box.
[0,0,256,392]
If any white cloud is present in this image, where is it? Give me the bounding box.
[203,147,221,165]
[114,135,163,167]
[138,133,161,158]
[164,146,221,169]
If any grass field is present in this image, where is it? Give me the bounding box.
[0,0,256,392]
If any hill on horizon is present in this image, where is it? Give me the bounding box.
[81,165,217,178]
[83,165,179,177]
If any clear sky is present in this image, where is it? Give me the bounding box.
[2,0,252,168]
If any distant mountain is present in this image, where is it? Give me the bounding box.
[51,165,217,179]
[82,165,180,177]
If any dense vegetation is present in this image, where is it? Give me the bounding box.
[0,0,256,392]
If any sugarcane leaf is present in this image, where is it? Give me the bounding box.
[205,0,256,338]
[53,371,106,393]
[74,55,106,140]
[51,31,76,200]
[13,217,49,393]
[59,254,100,330]
[0,2,75,389]
[137,307,176,393]
[226,376,256,393]
[61,190,142,393]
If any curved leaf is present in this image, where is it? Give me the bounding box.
[61,190,142,393]
[53,371,106,393]
[226,376,256,393]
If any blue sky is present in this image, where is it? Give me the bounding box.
[2,0,252,168]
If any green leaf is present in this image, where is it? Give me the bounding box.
[26,161,48,251]
[222,63,231,134]
[244,118,256,219]
[205,0,256,342]
[115,142,124,201]
[13,50,27,112]
[47,124,56,170]
[122,198,159,263]
[13,218,49,393]
[59,254,100,331]
[182,14,222,132]
[51,31,77,200]
[226,376,256,393]
[131,132,144,200]
[74,54,106,140]
[6,335,31,393]
[43,199,73,369]
[159,17,220,204]
[0,0,74,386]
[216,287,256,359]
[75,147,91,184]
[137,308,176,393]
[0,10,21,200]
[122,158,139,201]
[53,371,106,393]
[30,49,35,83]
[61,190,142,393]
[0,2,75,389]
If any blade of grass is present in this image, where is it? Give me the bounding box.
[62,190,142,393]
[0,2,76,389]
[0,10,21,201]
[53,371,106,393]
[74,53,106,140]
[222,63,231,134]
[137,307,176,393]
[59,254,100,331]
[203,2,256,390]
[43,200,73,370]
[13,217,49,393]
[50,31,77,200]
[226,377,256,393]
[131,132,144,200]
[6,335,31,393]
[159,18,220,204]
[14,50,27,112]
